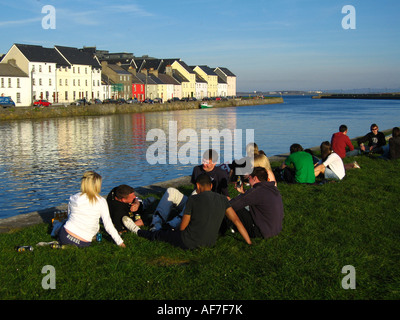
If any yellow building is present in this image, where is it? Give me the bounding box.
[171,60,196,98]
[193,65,218,98]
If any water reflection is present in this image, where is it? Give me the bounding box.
[1,96,399,219]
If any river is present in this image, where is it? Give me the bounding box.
[1,95,399,219]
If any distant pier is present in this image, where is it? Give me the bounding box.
[313,93,400,100]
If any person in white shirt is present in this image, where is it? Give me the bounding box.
[58,171,125,248]
[314,141,345,181]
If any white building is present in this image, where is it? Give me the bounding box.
[214,67,237,97]
[195,75,208,100]
[1,44,70,104]
[0,61,30,107]
[217,76,228,97]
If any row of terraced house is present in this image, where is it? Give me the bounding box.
[0,43,237,107]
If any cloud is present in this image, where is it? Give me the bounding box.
[0,17,42,27]
[105,4,154,17]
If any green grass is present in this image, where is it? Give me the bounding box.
[0,156,399,300]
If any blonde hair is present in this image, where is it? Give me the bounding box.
[246,142,259,157]
[252,153,272,171]
[80,171,102,204]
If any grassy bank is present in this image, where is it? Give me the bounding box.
[0,97,283,121]
[0,153,398,301]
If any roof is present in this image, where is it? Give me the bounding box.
[14,44,69,67]
[157,73,180,85]
[107,64,132,75]
[136,73,158,85]
[215,67,236,77]
[131,74,144,84]
[195,74,207,83]
[195,65,218,76]
[55,46,101,68]
[176,60,195,74]
[217,76,227,84]
[0,63,29,77]
[171,69,189,83]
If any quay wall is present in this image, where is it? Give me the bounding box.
[0,97,283,121]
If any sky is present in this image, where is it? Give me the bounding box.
[0,0,399,92]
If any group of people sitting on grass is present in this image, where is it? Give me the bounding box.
[274,123,400,184]
[53,123,400,250]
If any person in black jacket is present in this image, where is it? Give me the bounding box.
[357,123,386,154]
[228,167,284,239]
[107,184,144,234]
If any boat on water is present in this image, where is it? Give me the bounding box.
[200,102,213,109]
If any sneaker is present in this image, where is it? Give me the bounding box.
[353,161,361,169]
[122,216,140,234]
[36,241,59,247]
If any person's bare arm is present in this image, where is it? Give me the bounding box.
[225,207,252,245]
[180,214,191,231]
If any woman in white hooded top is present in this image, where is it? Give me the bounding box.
[59,171,125,248]
[314,141,346,181]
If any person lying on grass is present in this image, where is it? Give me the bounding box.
[122,173,252,250]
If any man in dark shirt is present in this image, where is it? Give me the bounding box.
[229,167,284,239]
[190,149,229,197]
[357,123,386,154]
[107,184,143,233]
[122,174,252,249]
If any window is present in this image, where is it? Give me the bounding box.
[60,79,62,86]
[17,93,21,103]
[1,78,4,88]
[39,79,42,86]
[85,80,88,86]
[17,78,20,88]
[32,78,36,85]
[78,79,80,86]
[49,79,52,86]
[73,79,76,86]
[8,78,11,88]
[39,65,42,72]
[49,66,51,73]
[65,91,68,100]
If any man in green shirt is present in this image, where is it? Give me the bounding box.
[280,143,315,184]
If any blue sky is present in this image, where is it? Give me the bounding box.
[1,0,399,91]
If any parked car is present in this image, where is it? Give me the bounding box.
[90,99,102,104]
[127,98,139,104]
[153,98,163,103]
[0,96,15,108]
[33,99,52,107]
[116,98,127,104]
[71,99,90,106]
[102,99,118,104]
[167,97,180,103]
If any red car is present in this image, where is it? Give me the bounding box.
[34,99,52,107]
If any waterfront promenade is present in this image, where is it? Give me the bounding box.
[0,97,283,121]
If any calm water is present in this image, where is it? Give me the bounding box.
[1,96,399,219]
